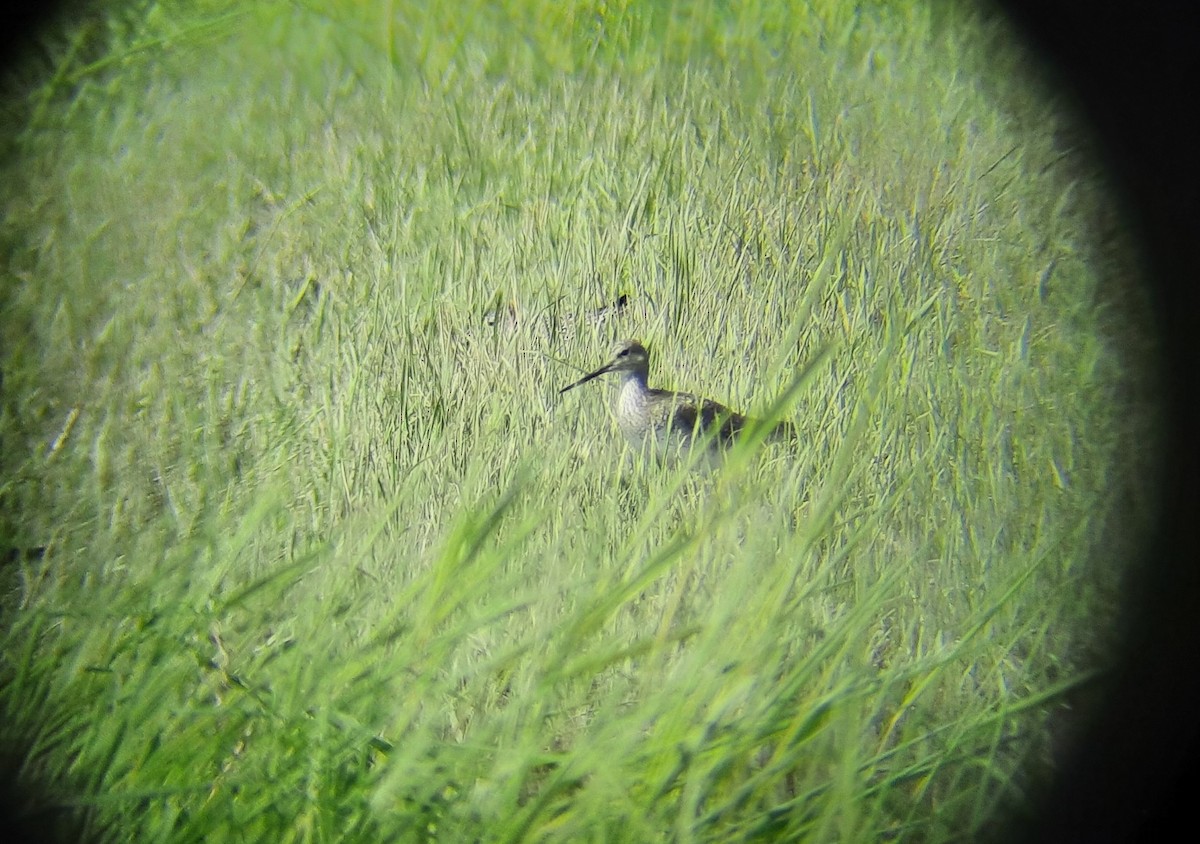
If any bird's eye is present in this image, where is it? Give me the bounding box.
[617,348,628,357]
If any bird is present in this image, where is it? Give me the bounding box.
[559,339,795,459]
[482,293,631,339]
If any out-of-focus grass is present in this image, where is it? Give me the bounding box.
[0,1,1158,840]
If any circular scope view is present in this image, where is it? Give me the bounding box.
[1,3,1163,841]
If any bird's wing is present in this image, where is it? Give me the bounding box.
[667,393,747,446]
[667,391,794,446]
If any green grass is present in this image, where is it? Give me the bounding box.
[1,1,1160,841]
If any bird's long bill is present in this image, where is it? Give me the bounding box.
[558,362,613,394]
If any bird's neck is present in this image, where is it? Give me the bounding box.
[617,367,651,414]
[619,367,649,395]
[615,367,654,444]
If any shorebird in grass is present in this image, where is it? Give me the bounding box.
[559,339,795,461]
[483,293,631,339]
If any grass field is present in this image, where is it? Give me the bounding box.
[0,1,1161,841]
